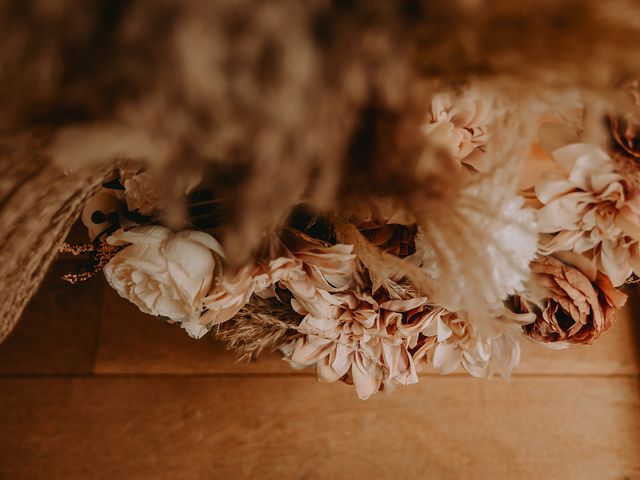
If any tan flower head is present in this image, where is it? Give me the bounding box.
[412,307,531,379]
[422,91,492,172]
[535,143,640,286]
[118,163,163,215]
[516,256,627,345]
[288,293,432,399]
[191,230,355,338]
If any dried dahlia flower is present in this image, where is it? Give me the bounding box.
[515,256,627,345]
[187,230,356,338]
[287,292,432,400]
[412,307,533,379]
[534,143,640,286]
[421,90,492,172]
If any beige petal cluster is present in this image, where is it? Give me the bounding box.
[186,232,356,338]
[412,307,532,380]
[421,91,492,172]
[118,161,202,216]
[118,164,163,215]
[516,256,627,345]
[189,256,305,338]
[288,293,432,399]
[280,225,534,395]
[535,143,640,286]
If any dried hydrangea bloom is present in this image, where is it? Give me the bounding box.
[288,293,432,400]
[515,256,627,345]
[421,91,492,172]
[534,143,640,286]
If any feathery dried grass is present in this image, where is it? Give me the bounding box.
[213,296,303,362]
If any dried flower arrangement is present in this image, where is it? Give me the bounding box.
[3,1,640,398]
[57,82,640,399]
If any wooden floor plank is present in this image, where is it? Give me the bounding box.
[0,263,104,374]
[94,287,288,374]
[0,376,638,480]
[95,285,639,376]
[518,303,639,375]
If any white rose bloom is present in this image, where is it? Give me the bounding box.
[104,226,224,334]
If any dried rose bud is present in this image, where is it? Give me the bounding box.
[515,256,627,345]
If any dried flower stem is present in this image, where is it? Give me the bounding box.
[59,238,121,284]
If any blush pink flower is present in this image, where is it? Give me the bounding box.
[412,307,533,379]
[288,293,432,399]
[535,143,640,285]
[422,91,493,172]
[190,232,355,338]
[515,256,627,345]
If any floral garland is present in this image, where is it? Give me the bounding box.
[63,83,639,400]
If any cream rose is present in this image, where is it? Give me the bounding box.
[104,226,224,335]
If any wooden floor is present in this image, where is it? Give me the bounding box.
[0,258,639,480]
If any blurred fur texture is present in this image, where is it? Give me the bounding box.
[2,0,640,341]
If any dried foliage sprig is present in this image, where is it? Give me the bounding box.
[59,237,122,284]
[214,296,303,362]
